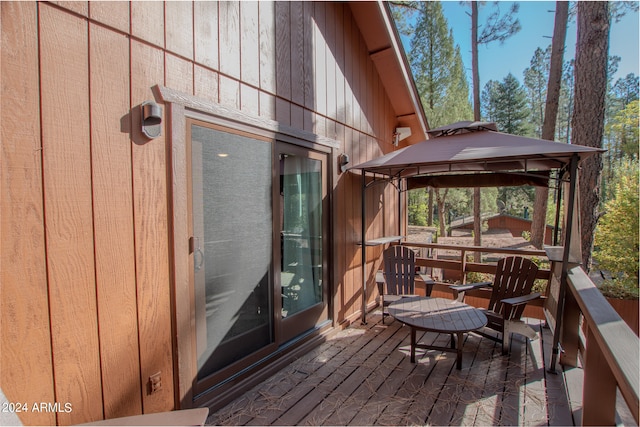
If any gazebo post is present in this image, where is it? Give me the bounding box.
[553,171,563,246]
[549,153,579,373]
[361,171,367,324]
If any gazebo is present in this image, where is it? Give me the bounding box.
[348,121,604,371]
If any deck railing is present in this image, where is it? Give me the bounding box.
[562,266,639,425]
[393,242,639,425]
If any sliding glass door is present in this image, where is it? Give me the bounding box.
[277,145,329,343]
[187,122,329,391]
[189,124,274,387]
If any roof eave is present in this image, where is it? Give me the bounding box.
[348,1,429,143]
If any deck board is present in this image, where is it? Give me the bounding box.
[207,310,609,426]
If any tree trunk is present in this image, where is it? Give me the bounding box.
[471,3,482,261]
[572,1,609,270]
[427,187,433,226]
[436,189,449,237]
[531,1,569,249]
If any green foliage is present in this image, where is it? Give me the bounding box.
[594,159,639,288]
[607,100,639,159]
[599,279,639,300]
[481,73,533,136]
[496,186,535,216]
[405,1,473,128]
[523,46,552,138]
[408,188,428,226]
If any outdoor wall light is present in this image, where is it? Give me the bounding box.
[339,153,350,173]
[392,127,412,146]
[141,101,162,139]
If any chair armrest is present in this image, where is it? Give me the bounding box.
[418,274,435,296]
[449,281,492,293]
[501,292,541,307]
[502,292,541,321]
[449,281,492,302]
[375,270,385,291]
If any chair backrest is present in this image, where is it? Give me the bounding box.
[383,245,416,295]
[488,256,539,320]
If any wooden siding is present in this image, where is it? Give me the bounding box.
[1,1,403,424]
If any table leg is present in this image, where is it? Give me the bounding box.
[450,333,455,349]
[411,327,416,363]
[456,332,464,370]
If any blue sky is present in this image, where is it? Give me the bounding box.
[436,1,639,88]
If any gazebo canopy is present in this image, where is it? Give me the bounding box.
[348,125,604,179]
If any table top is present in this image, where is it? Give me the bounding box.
[388,297,487,334]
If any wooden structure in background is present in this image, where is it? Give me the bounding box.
[450,213,554,245]
[1,1,426,425]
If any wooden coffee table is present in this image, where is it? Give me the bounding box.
[388,296,487,369]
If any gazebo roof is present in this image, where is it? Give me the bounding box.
[348,128,604,179]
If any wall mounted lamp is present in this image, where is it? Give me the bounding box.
[392,126,412,146]
[141,101,162,139]
[339,153,350,173]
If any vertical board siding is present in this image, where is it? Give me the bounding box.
[89,23,142,419]
[289,1,305,106]
[166,53,194,96]
[0,3,56,425]
[89,1,130,34]
[130,40,175,415]
[194,1,219,70]
[219,1,240,80]
[194,65,219,104]
[258,2,276,94]
[275,1,291,100]
[39,5,104,424]
[240,1,260,87]
[165,1,193,60]
[50,0,88,16]
[130,1,164,48]
[1,2,407,422]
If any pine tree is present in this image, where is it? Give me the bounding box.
[393,1,472,231]
[471,2,521,258]
[531,1,569,249]
[490,73,531,136]
[408,2,472,128]
[524,46,552,138]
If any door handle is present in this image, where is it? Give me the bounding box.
[189,236,204,272]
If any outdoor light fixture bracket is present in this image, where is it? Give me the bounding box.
[141,101,162,139]
[339,153,350,173]
[392,127,411,146]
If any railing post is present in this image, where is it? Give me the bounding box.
[582,327,617,425]
[460,249,466,284]
[560,287,580,367]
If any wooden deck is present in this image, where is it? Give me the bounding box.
[207,311,632,426]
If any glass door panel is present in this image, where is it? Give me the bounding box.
[190,124,273,382]
[278,146,328,342]
[280,155,323,317]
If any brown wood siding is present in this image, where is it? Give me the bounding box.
[40,5,104,424]
[90,23,143,419]
[0,3,56,425]
[1,1,404,423]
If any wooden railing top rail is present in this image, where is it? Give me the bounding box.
[567,266,639,423]
[400,241,547,257]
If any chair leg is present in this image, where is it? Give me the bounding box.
[502,333,510,355]
[507,320,539,340]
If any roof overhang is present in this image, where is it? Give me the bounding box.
[349,1,429,143]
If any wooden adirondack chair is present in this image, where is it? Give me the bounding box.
[450,256,541,354]
[378,245,433,324]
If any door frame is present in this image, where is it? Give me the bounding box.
[163,90,338,410]
[274,142,331,344]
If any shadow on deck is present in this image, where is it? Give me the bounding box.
[207,311,632,426]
